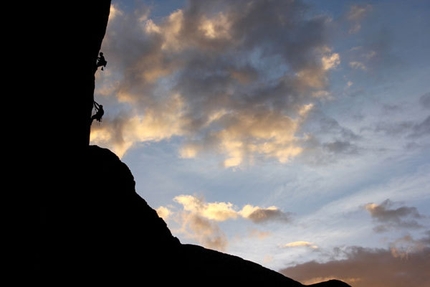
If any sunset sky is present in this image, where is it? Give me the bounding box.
[90,0,430,285]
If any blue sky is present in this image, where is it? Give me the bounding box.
[91,0,430,285]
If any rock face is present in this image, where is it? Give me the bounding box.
[31,1,351,285]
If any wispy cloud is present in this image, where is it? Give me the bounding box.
[282,241,318,249]
[409,116,430,138]
[347,4,372,34]
[349,61,367,70]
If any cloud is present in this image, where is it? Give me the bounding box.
[344,21,403,82]
[283,241,318,249]
[373,121,414,137]
[389,234,429,259]
[280,232,430,286]
[347,4,372,22]
[240,204,293,223]
[321,52,340,71]
[156,206,171,221]
[349,61,366,70]
[297,110,361,165]
[347,4,372,34]
[174,194,238,221]
[420,92,430,109]
[91,0,340,165]
[158,195,235,251]
[371,115,430,140]
[173,195,292,224]
[323,140,357,155]
[280,244,430,287]
[158,195,292,251]
[409,115,430,138]
[178,211,229,251]
[248,229,271,239]
[90,94,188,157]
[179,108,307,167]
[364,199,425,232]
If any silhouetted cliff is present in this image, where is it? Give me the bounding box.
[29,1,351,285]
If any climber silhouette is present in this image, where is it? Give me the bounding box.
[95,52,107,71]
[91,101,104,124]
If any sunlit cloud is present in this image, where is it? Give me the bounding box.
[157,195,292,251]
[174,194,238,221]
[108,3,123,21]
[178,211,229,251]
[240,204,293,223]
[172,195,292,224]
[156,206,171,221]
[90,93,189,158]
[198,13,231,40]
[321,51,340,71]
[179,109,309,167]
[91,0,339,165]
[283,241,318,249]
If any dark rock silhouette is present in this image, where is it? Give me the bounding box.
[29,0,351,285]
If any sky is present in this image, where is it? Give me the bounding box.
[90,0,430,285]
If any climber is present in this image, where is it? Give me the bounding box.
[91,101,104,124]
[95,52,107,71]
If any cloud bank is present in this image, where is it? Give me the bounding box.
[280,234,430,287]
[278,200,430,286]
[91,0,340,166]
